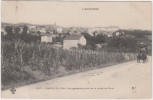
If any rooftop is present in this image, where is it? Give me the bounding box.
[64,34,82,40]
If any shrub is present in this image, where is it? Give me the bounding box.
[1,40,137,88]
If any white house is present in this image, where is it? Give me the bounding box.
[38,28,46,34]
[56,27,63,33]
[28,25,36,30]
[112,31,125,37]
[115,32,120,36]
[41,34,53,43]
[107,34,113,37]
[63,34,86,49]
[88,26,119,36]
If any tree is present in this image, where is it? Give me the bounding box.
[1,32,4,36]
[36,31,41,36]
[93,31,97,37]
[23,25,28,35]
[95,34,105,44]
[14,26,20,34]
[5,26,13,35]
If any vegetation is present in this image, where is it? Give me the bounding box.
[83,30,152,54]
[1,25,151,90]
[2,39,136,89]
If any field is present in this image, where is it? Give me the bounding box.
[1,40,137,90]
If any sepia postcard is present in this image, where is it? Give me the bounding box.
[1,1,152,99]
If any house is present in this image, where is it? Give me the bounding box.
[107,34,113,37]
[38,28,47,34]
[115,32,120,36]
[95,43,108,48]
[41,34,53,43]
[56,27,63,33]
[103,31,113,37]
[28,25,36,30]
[88,26,119,36]
[112,30,125,37]
[63,34,86,49]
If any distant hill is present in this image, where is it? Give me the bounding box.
[1,22,152,32]
[14,22,34,26]
[1,22,56,28]
[1,22,15,28]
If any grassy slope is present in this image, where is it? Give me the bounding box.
[1,59,135,90]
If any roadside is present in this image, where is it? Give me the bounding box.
[2,56,152,99]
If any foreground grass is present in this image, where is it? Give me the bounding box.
[1,41,137,90]
[1,59,135,90]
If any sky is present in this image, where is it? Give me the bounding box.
[1,1,152,30]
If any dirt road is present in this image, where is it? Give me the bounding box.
[1,57,152,99]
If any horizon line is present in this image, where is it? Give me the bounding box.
[1,21,152,31]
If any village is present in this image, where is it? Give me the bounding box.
[1,22,137,50]
[1,1,152,98]
[1,22,152,91]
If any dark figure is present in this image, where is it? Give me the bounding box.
[137,52,147,63]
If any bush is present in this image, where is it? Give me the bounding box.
[1,39,137,88]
